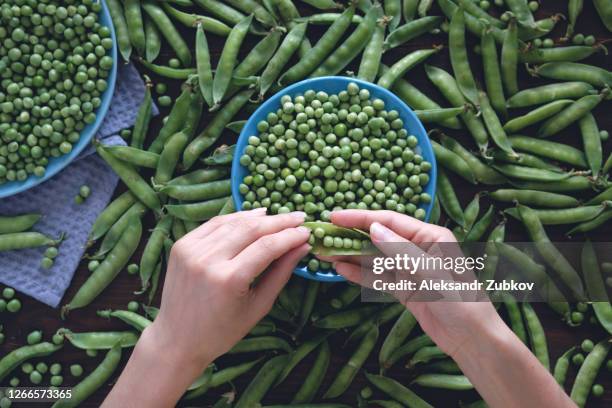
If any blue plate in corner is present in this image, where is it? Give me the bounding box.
[0,0,118,199]
[231,76,437,282]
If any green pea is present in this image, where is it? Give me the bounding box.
[6,299,21,313]
[29,370,43,384]
[127,263,139,275]
[41,257,54,269]
[26,330,43,345]
[70,364,83,377]
[2,287,15,299]
[50,363,62,376]
[127,301,139,312]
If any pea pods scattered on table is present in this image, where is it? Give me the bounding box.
[19,0,611,406]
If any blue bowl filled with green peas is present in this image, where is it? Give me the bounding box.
[0,0,117,198]
[232,77,437,282]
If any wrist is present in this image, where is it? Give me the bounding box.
[450,312,515,370]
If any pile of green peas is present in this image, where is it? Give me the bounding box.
[238,82,432,222]
[0,0,113,184]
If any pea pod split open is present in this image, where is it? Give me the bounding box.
[304,221,373,256]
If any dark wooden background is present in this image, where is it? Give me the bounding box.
[1,0,611,407]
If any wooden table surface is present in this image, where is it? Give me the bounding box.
[1,0,611,407]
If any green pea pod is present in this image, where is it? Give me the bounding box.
[186,364,214,393]
[88,192,136,243]
[578,113,603,177]
[107,0,132,61]
[131,79,153,150]
[464,205,494,242]
[594,0,612,31]
[407,346,446,367]
[501,18,519,96]
[502,293,527,344]
[0,342,62,382]
[138,216,172,291]
[155,131,189,184]
[357,19,386,83]
[403,0,418,22]
[213,15,253,106]
[581,241,612,334]
[208,357,264,389]
[309,4,381,78]
[124,0,146,55]
[192,0,246,25]
[569,210,612,234]
[228,336,293,354]
[462,193,481,234]
[516,204,585,301]
[260,23,308,98]
[570,340,611,407]
[167,168,230,186]
[383,16,443,50]
[439,134,504,184]
[313,305,380,329]
[57,329,139,350]
[491,164,572,182]
[0,231,60,252]
[279,6,355,85]
[378,309,417,368]
[64,217,142,314]
[144,16,161,62]
[492,150,562,172]
[438,0,505,43]
[378,46,441,89]
[323,325,379,398]
[141,1,191,66]
[149,85,195,153]
[430,196,441,225]
[195,23,214,108]
[553,346,576,387]
[0,213,41,234]
[436,168,465,227]
[365,373,433,408]
[519,14,562,41]
[506,82,595,108]
[422,359,462,375]
[234,355,290,408]
[497,243,570,319]
[166,197,231,221]
[226,120,247,134]
[519,45,603,64]
[503,100,574,134]
[292,341,331,403]
[538,93,606,138]
[425,66,489,152]
[161,3,232,36]
[531,62,612,89]
[223,0,276,26]
[106,146,159,169]
[478,91,516,156]
[505,204,607,226]
[479,215,505,283]
[415,107,465,126]
[304,221,372,256]
[449,8,479,106]
[480,23,506,116]
[276,331,331,386]
[383,334,434,371]
[431,141,475,185]
[97,310,153,332]
[159,179,231,202]
[412,374,473,390]
[51,343,122,408]
[330,284,361,309]
[91,201,147,259]
[183,89,254,170]
[389,68,462,129]
[508,136,588,168]
[296,280,320,333]
[489,189,579,209]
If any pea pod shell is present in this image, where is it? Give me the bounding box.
[228,336,293,354]
[58,329,139,350]
[532,62,612,88]
[538,93,605,138]
[377,47,441,89]
[449,8,479,106]
[506,82,595,108]
[383,16,443,50]
[581,241,612,334]
[0,213,41,234]
[142,0,192,66]
[0,232,59,252]
[292,341,331,404]
[411,374,473,390]
[489,189,579,208]
[166,197,231,221]
[365,373,433,408]
[234,355,290,408]
[570,340,611,407]
[97,310,153,332]
[503,100,574,133]
[304,221,372,256]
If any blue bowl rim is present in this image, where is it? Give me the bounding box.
[0,0,118,199]
[231,76,437,282]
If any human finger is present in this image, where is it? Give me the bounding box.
[201,212,306,258]
[186,207,267,239]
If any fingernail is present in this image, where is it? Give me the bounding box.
[290,211,306,219]
[370,222,393,242]
[296,226,310,234]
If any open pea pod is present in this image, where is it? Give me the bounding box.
[303,222,373,256]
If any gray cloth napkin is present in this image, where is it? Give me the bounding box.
[0,63,158,308]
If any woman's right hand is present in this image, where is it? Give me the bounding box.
[318,209,504,359]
